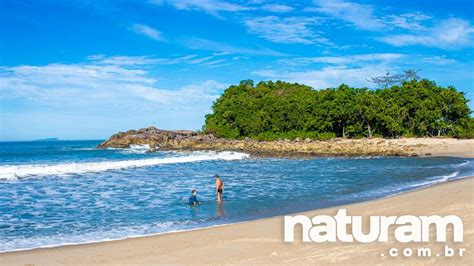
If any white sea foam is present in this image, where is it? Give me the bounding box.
[104,144,152,154]
[0,219,241,253]
[409,171,460,188]
[74,147,97,151]
[119,144,150,154]
[130,144,150,150]
[454,160,470,168]
[0,151,249,180]
[0,222,182,253]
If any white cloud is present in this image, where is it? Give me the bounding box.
[212,51,232,56]
[184,37,286,56]
[379,18,474,49]
[86,55,163,66]
[86,54,230,68]
[0,57,227,111]
[151,0,251,17]
[200,59,226,66]
[385,12,432,31]
[232,55,250,60]
[278,53,405,66]
[261,4,294,13]
[130,24,164,41]
[187,56,214,64]
[252,65,393,89]
[244,16,330,44]
[309,0,472,50]
[421,55,457,65]
[152,54,199,65]
[311,0,383,30]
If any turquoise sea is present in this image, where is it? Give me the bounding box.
[0,140,473,252]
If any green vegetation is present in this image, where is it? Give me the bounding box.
[204,79,473,140]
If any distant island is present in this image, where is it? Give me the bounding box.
[99,79,473,157]
[32,137,61,142]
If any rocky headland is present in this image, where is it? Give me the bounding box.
[98,127,474,157]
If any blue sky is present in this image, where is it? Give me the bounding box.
[1,0,473,140]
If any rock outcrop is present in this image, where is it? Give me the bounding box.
[98,127,199,148]
[98,126,430,157]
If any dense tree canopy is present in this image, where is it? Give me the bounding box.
[203,79,473,140]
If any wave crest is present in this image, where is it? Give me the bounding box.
[0,151,249,180]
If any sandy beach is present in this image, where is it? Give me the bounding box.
[409,138,474,158]
[1,174,472,265]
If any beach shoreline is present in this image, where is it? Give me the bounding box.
[1,173,472,264]
[98,127,474,158]
[2,172,470,254]
[1,144,472,265]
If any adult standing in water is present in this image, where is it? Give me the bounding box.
[214,174,224,201]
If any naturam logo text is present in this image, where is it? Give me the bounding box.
[284,209,463,243]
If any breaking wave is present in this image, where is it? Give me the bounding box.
[0,151,249,180]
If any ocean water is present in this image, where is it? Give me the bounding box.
[0,140,473,252]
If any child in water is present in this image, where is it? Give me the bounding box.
[188,189,201,206]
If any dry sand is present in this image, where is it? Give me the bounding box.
[1,142,472,265]
[407,138,474,158]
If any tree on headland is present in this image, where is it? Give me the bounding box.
[204,79,473,140]
[367,69,421,88]
[404,69,421,81]
[355,88,380,138]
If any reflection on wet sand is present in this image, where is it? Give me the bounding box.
[216,201,225,217]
